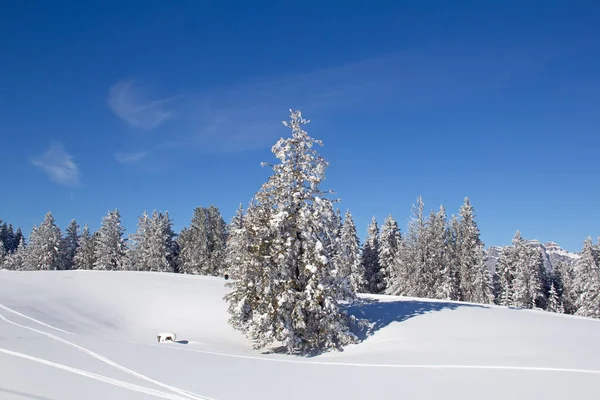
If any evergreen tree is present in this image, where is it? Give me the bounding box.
[93,209,127,271]
[574,237,600,318]
[74,225,96,270]
[401,196,427,297]
[179,206,227,276]
[512,235,545,309]
[13,228,24,253]
[0,240,6,267]
[224,204,246,279]
[336,211,364,294]
[207,205,228,276]
[59,219,80,270]
[495,234,519,306]
[547,282,564,314]
[224,110,357,353]
[378,214,401,295]
[436,214,460,300]
[129,211,176,272]
[471,244,494,304]
[362,216,381,293]
[3,237,26,270]
[25,212,62,270]
[456,198,486,302]
[0,223,9,253]
[425,206,450,299]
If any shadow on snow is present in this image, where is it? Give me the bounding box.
[345,298,488,342]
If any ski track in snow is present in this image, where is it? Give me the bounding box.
[0,303,75,335]
[0,304,213,400]
[3,301,600,381]
[132,340,600,375]
[0,347,200,400]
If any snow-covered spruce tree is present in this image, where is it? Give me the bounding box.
[224,110,357,354]
[59,219,80,270]
[335,211,364,294]
[179,206,227,276]
[129,210,176,272]
[3,237,26,270]
[547,282,564,314]
[25,212,62,270]
[12,227,24,254]
[471,244,494,304]
[377,214,401,295]
[224,204,246,279]
[512,234,545,309]
[495,236,518,306]
[552,261,576,314]
[93,209,127,271]
[362,216,381,293]
[399,196,427,297]
[74,224,96,270]
[0,240,6,267]
[574,237,600,318]
[455,198,488,303]
[207,205,228,276]
[425,206,452,299]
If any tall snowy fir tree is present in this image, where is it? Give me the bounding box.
[93,209,127,271]
[25,212,62,270]
[3,237,26,270]
[0,240,6,266]
[74,225,96,270]
[425,206,453,299]
[547,282,564,314]
[335,211,364,294]
[574,237,600,318]
[552,261,576,314]
[179,206,227,276]
[59,219,80,270]
[455,198,488,303]
[224,204,246,279]
[362,217,381,294]
[129,211,176,272]
[377,215,401,295]
[224,110,357,354]
[511,233,545,309]
[495,234,518,306]
[400,196,427,297]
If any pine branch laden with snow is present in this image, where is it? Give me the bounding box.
[93,209,127,271]
[362,216,382,294]
[24,212,62,271]
[224,110,357,354]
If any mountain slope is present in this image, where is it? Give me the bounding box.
[484,241,580,274]
[1,270,599,399]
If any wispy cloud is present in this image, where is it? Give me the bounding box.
[107,80,178,129]
[111,40,558,155]
[115,151,147,165]
[32,144,80,186]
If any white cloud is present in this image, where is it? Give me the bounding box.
[115,151,147,164]
[107,81,176,129]
[32,144,80,187]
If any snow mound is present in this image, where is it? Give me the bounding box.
[1,270,599,399]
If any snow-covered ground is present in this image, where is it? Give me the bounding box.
[1,271,599,399]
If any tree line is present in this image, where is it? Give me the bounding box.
[1,110,599,353]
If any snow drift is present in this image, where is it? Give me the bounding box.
[1,270,599,399]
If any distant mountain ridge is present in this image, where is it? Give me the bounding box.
[484,240,580,274]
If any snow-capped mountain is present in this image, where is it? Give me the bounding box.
[484,241,580,274]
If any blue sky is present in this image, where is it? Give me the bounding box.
[1,1,599,252]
